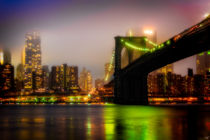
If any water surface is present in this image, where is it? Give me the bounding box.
[0,104,209,140]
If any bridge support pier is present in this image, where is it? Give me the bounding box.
[115,74,148,105]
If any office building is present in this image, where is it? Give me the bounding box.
[79,68,92,92]
[22,32,42,91]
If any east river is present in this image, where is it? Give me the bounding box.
[0,104,209,140]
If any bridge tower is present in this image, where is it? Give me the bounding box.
[114,36,149,105]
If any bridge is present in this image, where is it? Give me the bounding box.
[105,17,210,104]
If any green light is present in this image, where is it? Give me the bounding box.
[147,39,158,47]
[166,40,171,45]
[198,52,204,56]
[208,51,210,55]
[121,39,124,42]
[124,42,150,52]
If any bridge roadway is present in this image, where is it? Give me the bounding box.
[114,20,210,105]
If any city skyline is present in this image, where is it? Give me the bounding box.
[0,0,209,80]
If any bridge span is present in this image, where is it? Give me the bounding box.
[114,17,210,104]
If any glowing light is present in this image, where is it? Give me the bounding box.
[143,29,153,35]
[166,40,171,45]
[0,51,3,65]
[204,13,209,18]
[124,42,150,52]
[128,29,133,37]
[147,39,158,47]
[207,51,210,55]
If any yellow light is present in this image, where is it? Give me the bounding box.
[0,51,3,65]
[143,29,153,35]
[204,13,209,18]
[128,29,133,37]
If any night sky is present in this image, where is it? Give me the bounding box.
[0,0,209,79]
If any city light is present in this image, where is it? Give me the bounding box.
[143,29,153,35]
[204,13,209,18]
[128,29,133,37]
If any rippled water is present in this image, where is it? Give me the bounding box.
[0,104,209,140]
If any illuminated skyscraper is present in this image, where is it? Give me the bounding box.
[79,68,92,92]
[196,51,210,75]
[23,32,42,91]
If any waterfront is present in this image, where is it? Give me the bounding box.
[0,104,209,140]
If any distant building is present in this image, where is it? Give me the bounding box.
[79,68,92,92]
[16,64,24,91]
[0,48,11,65]
[95,79,104,89]
[22,32,42,91]
[188,68,194,77]
[49,64,79,93]
[196,51,210,75]
[0,63,14,94]
[42,65,50,90]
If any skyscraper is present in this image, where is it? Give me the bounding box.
[23,32,42,91]
[79,68,92,92]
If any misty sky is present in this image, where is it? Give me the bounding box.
[0,0,209,80]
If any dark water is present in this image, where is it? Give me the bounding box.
[0,104,209,140]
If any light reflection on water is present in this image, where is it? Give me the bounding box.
[0,104,209,140]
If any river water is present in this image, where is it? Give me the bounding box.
[0,104,209,140]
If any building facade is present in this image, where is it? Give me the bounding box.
[23,32,42,91]
[50,64,79,93]
[0,63,14,94]
[79,68,92,92]
[196,51,210,75]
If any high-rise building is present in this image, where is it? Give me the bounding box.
[79,68,92,92]
[0,63,14,94]
[196,51,210,75]
[49,64,79,92]
[23,32,42,91]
